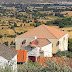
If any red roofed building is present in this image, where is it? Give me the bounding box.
[15,24,69,62]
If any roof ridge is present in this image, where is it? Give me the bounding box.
[43,24,57,39]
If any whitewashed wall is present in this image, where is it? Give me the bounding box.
[26,43,52,57]
[0,55,17,72]
[59,33,69,51]
[15,37,33,50]
[0,56,8,68]
[41,43,52,57]
[9,55,17,71]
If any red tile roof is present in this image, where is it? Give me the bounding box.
[18,24,67,39]
[16,50,27,62]
[37,57,69,66]
[31,38,51,47]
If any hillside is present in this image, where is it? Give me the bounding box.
[1,0,72,3]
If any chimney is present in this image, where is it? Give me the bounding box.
[33,36,37,40]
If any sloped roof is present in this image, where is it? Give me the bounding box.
[16,50,27,62]
[18,24,67,39]
[0,44,18,60]
[31,38,51,47]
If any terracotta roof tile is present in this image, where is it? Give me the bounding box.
[18,24,67,39]
[31,38,51,47]
[37,57,69,66]
[16,50,27,62]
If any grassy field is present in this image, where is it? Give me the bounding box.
[0,29,15,35]
[38,16,62,23]
[15,26,34,33]
[61,11,72,17]
[60,27,72,38]
[0,37,15,44]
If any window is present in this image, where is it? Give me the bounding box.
[31,47,34,50]
[56,41,59,46]
[22,40,26,44]
[22,42,24,44]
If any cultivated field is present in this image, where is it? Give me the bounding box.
[61,11,72,17]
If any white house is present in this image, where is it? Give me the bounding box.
[25,38,52,62]
[15,24,68,62]
[0,44,18,71]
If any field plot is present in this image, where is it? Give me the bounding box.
[0,37,15,44]
[15,26,34,33]
[38,16,61,23]
[61,11,72,16]
[60,27,72,38]
[0,29,15,35]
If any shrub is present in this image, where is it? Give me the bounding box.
[59,24,64,28]
[28,20,30,23]
[10,41,13,45]
[30,20,32,22]
[10,26,14,30]
[23,18,26,23]
[17,32,23,35]
[0,60,72,72]
[2,27,4,29]
[3,41,8,46]
[68,38,72,52]
[30,24,33,26]
[7,35,16,38]
[18,59,72,72]
[0,35,3,38]
[55,50,72,58]
[14,22,17,27]
[55,13,64,17]
[24,24,25,26]
[20,24,22,27]
[24,30,27,33]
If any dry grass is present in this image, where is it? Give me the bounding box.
[60,27,72,38]
[0,37,15,44]
[39,11,53,13]
[0,29,15,35]
[38,16,60,23]
[61,11,72,16]
[15,26,34,33]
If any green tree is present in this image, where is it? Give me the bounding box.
[0,35,3,38]
[55,50,72,58]
[68,38,72,52]
[23,18,26,23]
[14,22,17,27]
[28,20,29,23]
[20,24,22,27]
[24,24,25,26]
[11,26,14,30]
[3,41,8,46]
[36,22,41,27]
[10,41,13,45]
